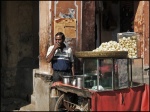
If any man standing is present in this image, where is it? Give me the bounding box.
[46,32,74,82]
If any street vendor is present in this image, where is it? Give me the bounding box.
[46,32,75,82]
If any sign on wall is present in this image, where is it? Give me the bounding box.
[54,18,76,38]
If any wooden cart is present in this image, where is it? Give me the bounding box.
[50,51,148,111]
[51,82,92,111]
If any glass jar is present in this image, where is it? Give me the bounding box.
[117,32,140,58]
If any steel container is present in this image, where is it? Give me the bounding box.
[63,76,73,85]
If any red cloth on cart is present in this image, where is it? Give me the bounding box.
[141,84,149,111]
[51,82,149,111]
[52,81,63,87]
[91,84,149,111]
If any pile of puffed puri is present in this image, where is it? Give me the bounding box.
[93,41,127,51]
[92,40,137,58]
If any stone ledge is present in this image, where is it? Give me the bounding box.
[19,103,35,111]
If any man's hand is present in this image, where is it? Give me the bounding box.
[54,42,61,50]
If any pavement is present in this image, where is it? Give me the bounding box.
[1,97,29,111]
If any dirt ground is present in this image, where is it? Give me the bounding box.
[1,97,29,111]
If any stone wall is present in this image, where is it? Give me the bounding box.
[1,1,39,99]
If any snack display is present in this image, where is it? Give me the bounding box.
[117,32,140,58]
[91,32,140,58]
[118,37,137,58]
[93,41,128,52]
[75,32,139,58]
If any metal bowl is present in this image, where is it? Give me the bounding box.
[63,76,73,85]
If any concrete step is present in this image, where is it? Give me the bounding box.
[19,103,35,111]
[31,94,35,105]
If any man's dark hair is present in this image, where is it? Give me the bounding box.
[55,32,65,41]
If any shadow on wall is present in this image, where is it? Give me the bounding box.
[15,57,39,100]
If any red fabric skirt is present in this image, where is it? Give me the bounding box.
[52,82,149,111]
[91,84,149,111]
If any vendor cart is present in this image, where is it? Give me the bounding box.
[51,82,91,111]
[50,51,148,111]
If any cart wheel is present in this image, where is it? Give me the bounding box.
[54,94,89,111]
[73,103,89,111]
[54,94,65,111]
[83,103,88,111]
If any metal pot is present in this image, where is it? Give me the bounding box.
[63,76,73,85]
[75,74,97,88]
[74,75,85,88]
[71,79,76,86]
[76,77,83,88]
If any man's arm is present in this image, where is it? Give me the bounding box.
[46,47,57,63]
[46,42,60,63]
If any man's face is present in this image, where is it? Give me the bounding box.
[55,35,63,44]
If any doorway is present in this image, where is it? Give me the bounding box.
[95,1,134,47]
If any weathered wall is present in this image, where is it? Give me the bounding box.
[1,1,39,98]
[82,1,95,51]
[39,1,82,74]
[39,1,52,74]
[34,76,52,111]
[134,1,149,67]
[143,1,149,67]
